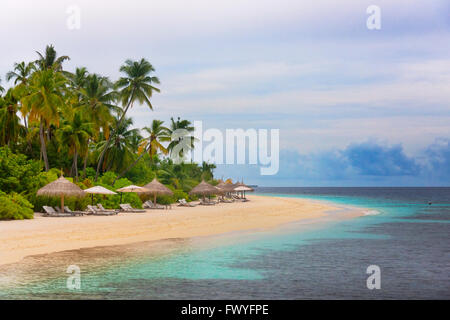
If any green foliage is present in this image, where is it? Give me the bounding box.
[99,171,117,186]
[124,153,155,185]
[0,146,43,195]
[0,191,34,220]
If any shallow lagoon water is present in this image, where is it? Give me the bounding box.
[1,187,449,299]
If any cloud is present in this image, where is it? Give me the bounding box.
[215,138,449,186]
[344,141,420,176]
[422,138,450,181]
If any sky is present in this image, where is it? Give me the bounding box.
[1,0,449,186]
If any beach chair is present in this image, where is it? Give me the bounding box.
[87,205,117,216]
[64,206,85,216]
[119,203,146,213]
[177,198,197,207]
[199,198,216,206]
[143,200,165,210]
[43,206,73,217]
[219,197,233,203]
[97,203,119,214]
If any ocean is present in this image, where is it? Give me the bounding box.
[1,187,449,299]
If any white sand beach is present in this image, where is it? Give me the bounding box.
[0,196,362,266]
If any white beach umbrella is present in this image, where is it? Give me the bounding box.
[116,185,150,203]
[84,186,117,205]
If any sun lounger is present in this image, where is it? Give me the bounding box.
[219,197,233,203]
[87,205,117,216]
[63,206,85,216]
[177,199,197,207]
[97,203,119,214]
[43,206,74,217]
[143,200,165,210]
[119,203,146,213]
[199,199,216,205]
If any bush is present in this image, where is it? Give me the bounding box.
[0,146,43,195]
[0,191,34,220]
[33,195,90,212]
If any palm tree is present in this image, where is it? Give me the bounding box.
[78,74,119,139]
[112,119,169,185]
[57,112,92,181]
[6,61,35,132]
[0,77,4,94]
[201,161,217,181]
[6,61,35,85]
[166,117,196,162]
[95,58,160,181]
[21,69,67,171]
[0,89,25,146]
[35,45,70,71]
[95,116,142,174]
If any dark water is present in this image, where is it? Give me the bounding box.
[1,187,449,299]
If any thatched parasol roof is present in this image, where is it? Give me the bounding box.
[116,185,150,193]
[234,185,254,191]
[189,180,220,196]
[84,186,117,195]
[233,182,254,192]
[216,181,235,192]
[143,178,174,195]
[37,176,85,197]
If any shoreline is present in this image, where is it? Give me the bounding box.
[0,195,364,266]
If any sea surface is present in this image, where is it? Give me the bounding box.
[0,187,449,299]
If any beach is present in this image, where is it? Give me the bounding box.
[0,195,360,266]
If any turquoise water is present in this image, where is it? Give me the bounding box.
[1,187,449,299]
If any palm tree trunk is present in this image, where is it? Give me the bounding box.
[95,88,135,182]
[73,148,78,182]
[39,119,49,171]
[82,151,88,178]
[112,145,149,185]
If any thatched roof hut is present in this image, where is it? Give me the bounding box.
[37,176,85,197]
[189,180,220,198]
[36,176,85,212]
[143,178,174,203]
[216,181,235,193]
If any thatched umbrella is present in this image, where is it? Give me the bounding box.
[234,183,254,199]
[84,186,117,205]
[189,180,220,200]
[217,181,235,192]
[37,176,85,212]
[116,185,150,203]
[143,178,174,204]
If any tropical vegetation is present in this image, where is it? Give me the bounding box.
[0,45,217,220]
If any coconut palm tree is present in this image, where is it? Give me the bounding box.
[6,61,35,85]
[201,161,217,181]
[0,77,4,94]
[6,61,36,132]
[95,116,142,174]
[21,69,67,171]
[35,45,70,71]
[95,58,160,180]
[166,117,196,161]
[112,119,170,185]
[78,74,119,139]
[56,111,92,181]
[0,89,25,146]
